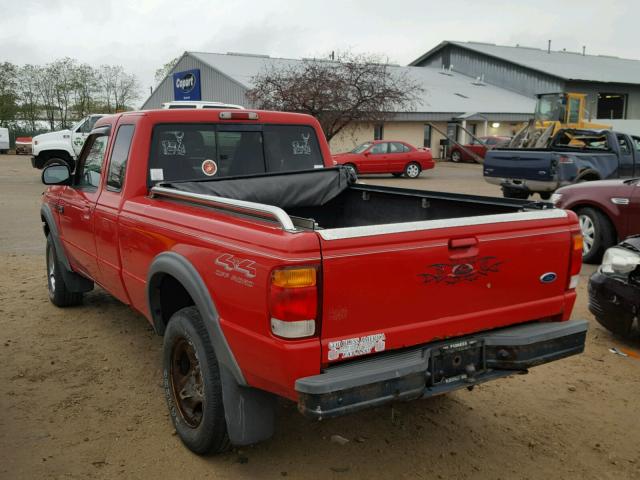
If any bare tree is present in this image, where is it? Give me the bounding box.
[72,63,100,118]
[99,65,140,112]
[154,57,179,86]
[35,64,58,130]
[247,52,422,141]
[49,57,79,128]
[114,71,140,111]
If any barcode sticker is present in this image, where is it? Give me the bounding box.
[150,168,164,181]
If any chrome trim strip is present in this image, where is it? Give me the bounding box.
[317,209,568,241]
[150,186,297,232]
[611,197,630,205]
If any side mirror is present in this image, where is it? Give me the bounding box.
[364,151,370,156]
[42,164,71,185]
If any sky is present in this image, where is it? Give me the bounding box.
[1,0,638,107]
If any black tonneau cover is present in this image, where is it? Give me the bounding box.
[162,167,354,209]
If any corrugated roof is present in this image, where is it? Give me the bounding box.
[411,41,640,84]
[188,51,535,115]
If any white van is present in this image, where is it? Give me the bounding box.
[161,101,244,110]
[0,128,9,153]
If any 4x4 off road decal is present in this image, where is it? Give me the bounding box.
[214,253,256,287]
[328,333,386,361]
[418,256,504,285]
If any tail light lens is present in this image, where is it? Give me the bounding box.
[568,233,583,289]
[269,266,318,339]
[558,155,574,164]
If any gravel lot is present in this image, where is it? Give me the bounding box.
[1,154,639,479]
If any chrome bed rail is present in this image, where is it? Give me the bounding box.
[150,185,298,232]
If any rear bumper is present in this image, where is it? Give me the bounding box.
[589,271,638,336]
[296,319,588,419]
[484,176,560,193]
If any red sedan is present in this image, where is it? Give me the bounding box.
[553,178,640,263]
[333,140,434,178]
[449,136,510,163]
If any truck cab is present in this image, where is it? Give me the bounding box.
[32,114,105,170]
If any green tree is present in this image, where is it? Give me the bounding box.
[0,62,19,127]
[18,65,41,133]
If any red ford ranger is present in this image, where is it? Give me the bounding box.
[40,108,588,455]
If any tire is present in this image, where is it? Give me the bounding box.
[450,150,462,163]
[43,157,71,170]
[539,192,552,200]
[576,207,615,264]
[404,162,421,178]
[163,306,230,455]
[344,163,357,177]
[46,235,83,307]
[392,173,402,177]
[502,187,529,200]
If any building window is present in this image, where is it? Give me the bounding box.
[423,124,432,148]
[598,93,627,119]
[374,124,384,140]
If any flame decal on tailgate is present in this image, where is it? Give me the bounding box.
[418,256,505,285]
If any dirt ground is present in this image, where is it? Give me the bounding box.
[1,154,639,480]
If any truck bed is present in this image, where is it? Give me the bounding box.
[158,167,548,230]
[154,167,577,365]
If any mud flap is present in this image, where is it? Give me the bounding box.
[219,366,276,446]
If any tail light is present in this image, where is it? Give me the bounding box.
[568,233,583,289]
[269,266,318,339]
[219,111,258,120]
[558,155,573,164]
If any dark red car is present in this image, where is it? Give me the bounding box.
[553,178,640,263]
[333,140,434,178]
[450,136,511,163]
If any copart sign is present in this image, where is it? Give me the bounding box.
[173,69,201,101]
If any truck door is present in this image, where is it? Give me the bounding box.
[71,116,101,157]
[58,129,110,281]
[94,123,136,303]
[616,134,634,178]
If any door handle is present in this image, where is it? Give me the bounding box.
[449,237,478,260]
[449,237,478,249]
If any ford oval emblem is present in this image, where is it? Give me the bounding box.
[540,272,557,284]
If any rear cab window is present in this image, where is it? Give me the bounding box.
[148,123,324,184]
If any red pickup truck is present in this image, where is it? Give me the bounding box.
[40,108,587,455]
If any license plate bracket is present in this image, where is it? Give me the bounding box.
[429,338,486,385]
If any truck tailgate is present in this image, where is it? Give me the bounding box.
[484,150,554,181]
[317,209,575,364]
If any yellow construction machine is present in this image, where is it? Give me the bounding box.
[508,92,611,148]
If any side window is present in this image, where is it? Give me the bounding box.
[617,135,631,155]
[567,98,581,123]
[107,125,135,191]
[77,134,109,188]
[388,142,404,153]
[369,143,387,154]
[632,136,640,153]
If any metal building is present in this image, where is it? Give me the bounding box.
[142,51,535,155]
[410,41,640,120]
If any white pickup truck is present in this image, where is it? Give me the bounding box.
[31,115,105,170]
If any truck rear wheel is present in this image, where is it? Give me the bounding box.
[577,207,615,264]
[46,236,83,307]
[163,306,230,455]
